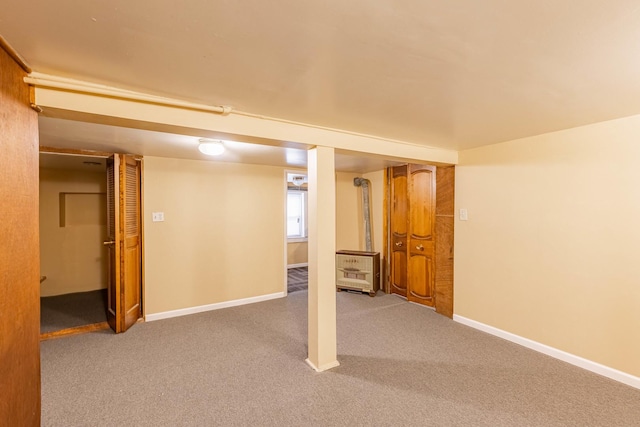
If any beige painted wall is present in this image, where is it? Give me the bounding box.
[39,168,107,297]
[143,157,286,315]
[288,170,384,265]
[287,241,308,266]
[335,172,362,251]
[363,170,385,254]
[454,115,640,377]
[363,169,385,288]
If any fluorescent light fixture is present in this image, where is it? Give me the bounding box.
[198,139,225,156]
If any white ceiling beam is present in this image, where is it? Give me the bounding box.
[29,75,458,165]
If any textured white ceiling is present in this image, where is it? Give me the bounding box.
[4,1,640,151]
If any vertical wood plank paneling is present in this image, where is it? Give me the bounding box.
[435,216,454,317]
[435,167,455,318]
[436,166,455,216]
[0,45,41,425]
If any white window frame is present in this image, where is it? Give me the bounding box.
[287,189,308,241]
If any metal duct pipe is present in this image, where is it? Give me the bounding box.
[353,177,373,252]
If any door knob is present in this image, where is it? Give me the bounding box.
[416,244,424,251]
[395,241,403,247]
[103,240,115,246]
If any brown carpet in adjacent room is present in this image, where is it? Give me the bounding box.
[40,290,640,426]
[40,289,107,334]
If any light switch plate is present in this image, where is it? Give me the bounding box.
[152,212,165,222]
[459,208,468,221]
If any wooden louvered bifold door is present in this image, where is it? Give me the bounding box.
[106,155,120,331]
[106,154,142,333]
[121,155,142,331]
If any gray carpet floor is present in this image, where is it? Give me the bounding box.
[40,289,108,333]
[41,290,640,426]
[287,266,308,293]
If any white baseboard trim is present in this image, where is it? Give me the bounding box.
[453,315,640,390]
[146,292,286,322]
[287,263,308,269]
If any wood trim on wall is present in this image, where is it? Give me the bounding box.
[140,158,146,320]
[0,35,31,73]
[0,42,41,426]
[40,322,110,341]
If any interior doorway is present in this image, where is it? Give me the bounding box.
[285,171,309,294]
[39,152,110,338]
[39,149,144,338]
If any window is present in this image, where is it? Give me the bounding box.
[287,190,307,239]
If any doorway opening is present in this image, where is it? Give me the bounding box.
[39,149,144,339]
[39,152,110,339]
[285,171,308,294]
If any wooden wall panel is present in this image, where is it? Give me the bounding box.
[0,45,41,425]
[436,166,455,216]
[435,216,454,317]
[435,167,455,318]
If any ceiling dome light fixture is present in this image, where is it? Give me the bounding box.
[291,175,306,186]
[198,138,225,156]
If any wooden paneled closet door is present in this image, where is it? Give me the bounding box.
[390,165,408,297]
[389,164,436,308]
[106,154,142,333]
[407,164,436,307]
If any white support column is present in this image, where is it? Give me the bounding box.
[306,146,339,372]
